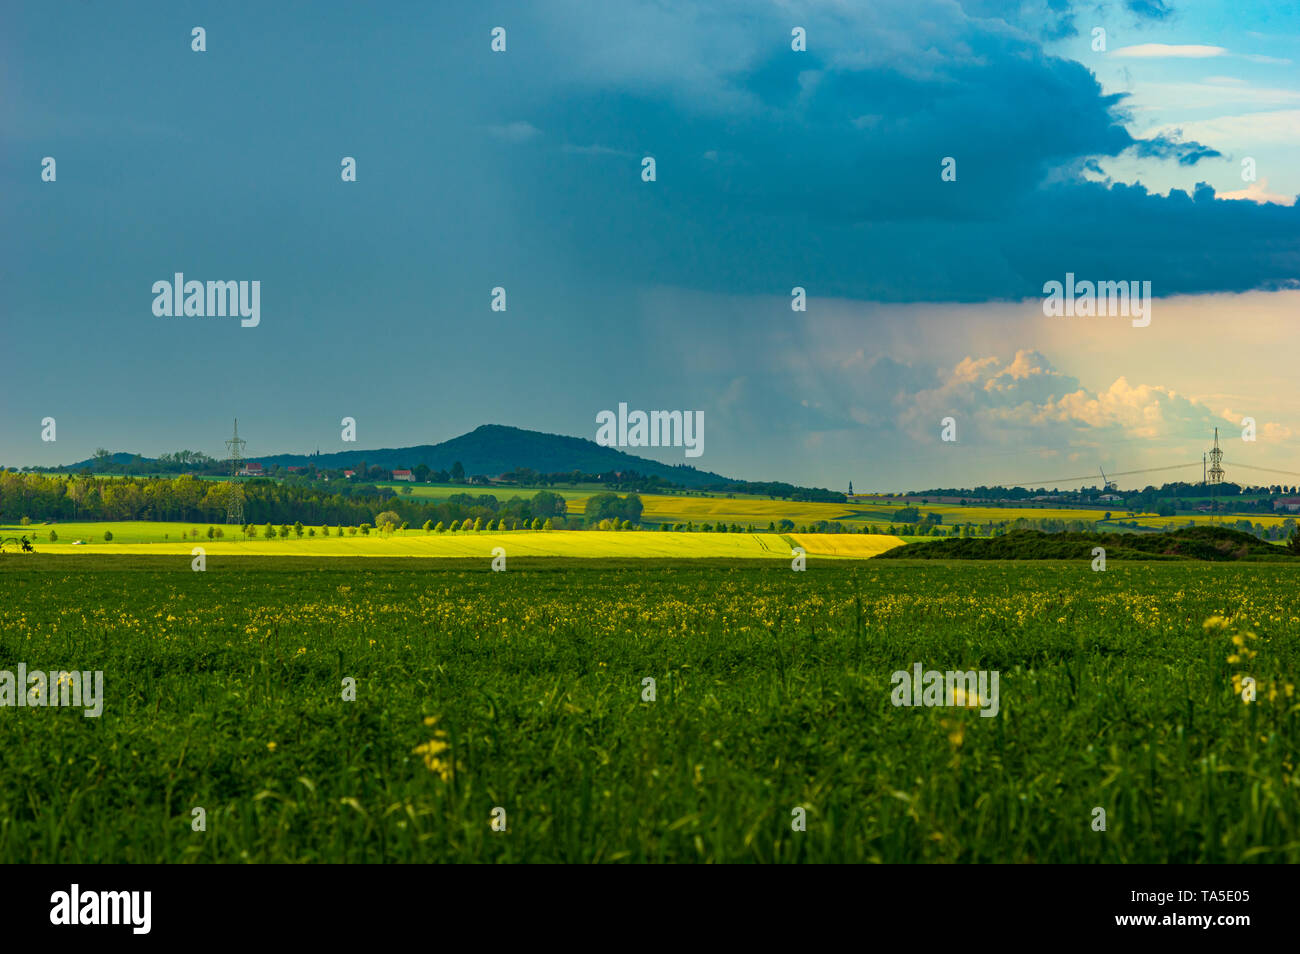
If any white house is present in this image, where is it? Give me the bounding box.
[392,469,415,482]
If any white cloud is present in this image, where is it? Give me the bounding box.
[1161,109,1300,147]
[1111,44,1228,58]
[1217,177,1296,206]
[1122,82,1300,109]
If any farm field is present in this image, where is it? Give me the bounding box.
[328,486,1165,527]
[0,556,1295,863]
[1,525,904,560]
[591,495,1294,531]
[10,489,1289,534]
[1136,513,1294,530]
[787,533,903,558]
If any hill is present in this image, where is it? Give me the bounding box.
[878,526,1297,561]
[66,425,735,489]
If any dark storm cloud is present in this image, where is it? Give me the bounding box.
[498,1,1295,302]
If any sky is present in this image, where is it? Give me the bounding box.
[2,0,1298,491]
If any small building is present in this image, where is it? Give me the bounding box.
[237,462,263,476]
[392,469,415,482]
[1273,497,1300,513]
[343,470,356,478]
[1099,493,1123,502]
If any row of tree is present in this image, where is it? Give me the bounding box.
[0,472,578,528]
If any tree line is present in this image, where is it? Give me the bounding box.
[0,472,579,528]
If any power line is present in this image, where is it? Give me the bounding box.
[995,462,1201,488]
[1223,461,1300,481]
[865,433,1215,472]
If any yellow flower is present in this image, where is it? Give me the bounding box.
[413,739,450,760]
[267,741,277,752]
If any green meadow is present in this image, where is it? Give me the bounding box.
[0,555,1295,862]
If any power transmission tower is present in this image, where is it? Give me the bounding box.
[1207,427,1224,524]
[1207,427,1224,485]
[224,419,247,525]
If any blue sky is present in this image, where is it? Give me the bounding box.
[3,0,1298,490]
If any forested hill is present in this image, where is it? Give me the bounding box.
[255,425,729,488]
[59,424,847,501]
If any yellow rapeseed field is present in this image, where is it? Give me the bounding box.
[47,529,905,559]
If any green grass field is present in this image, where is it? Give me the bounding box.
[1,555,1295,862]
[373,482,599,503]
